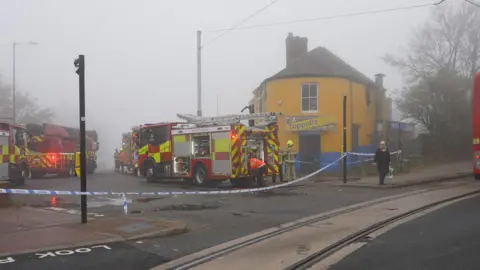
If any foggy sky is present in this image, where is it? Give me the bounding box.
[0,0,433,165]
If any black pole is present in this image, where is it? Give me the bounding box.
[75,55,87,224]
[342,96,347,183]
[398,122,403,171]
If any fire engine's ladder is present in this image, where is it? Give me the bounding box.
[176,112,283,126]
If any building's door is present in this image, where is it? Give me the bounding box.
[299,131,321,175]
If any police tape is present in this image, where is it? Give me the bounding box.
[0,155,347,197]
[347,150,402,156]
[297,150,400,166]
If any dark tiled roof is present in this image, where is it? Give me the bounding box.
[266,46,376,87]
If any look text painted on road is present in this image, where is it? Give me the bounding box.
[0,245,112,264]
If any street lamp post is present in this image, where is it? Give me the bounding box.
[12,41,38,123]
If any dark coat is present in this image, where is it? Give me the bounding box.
[374,148,390,172]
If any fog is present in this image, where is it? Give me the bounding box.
[0,0,432,167]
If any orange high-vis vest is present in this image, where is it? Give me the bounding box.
[249,158,265,169]
[119,152,126,162]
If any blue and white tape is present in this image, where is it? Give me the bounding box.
[0,155,346,197]
[347,150,402,156]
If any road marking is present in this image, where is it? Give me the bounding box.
[0,245,112,264]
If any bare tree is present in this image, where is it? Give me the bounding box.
[0,75,54,124]
[385,3,480,81]
[384,2,479,159]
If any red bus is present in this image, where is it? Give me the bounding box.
[473,72,480,179]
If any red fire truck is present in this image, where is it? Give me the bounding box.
[473,72,480,180]
[0,121,29,185]
[119,128,140,175]
[137,113,281,186]
[26,123,98,178]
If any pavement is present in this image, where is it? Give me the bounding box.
[329,191,480,270]
[330,162,471,188]
[0,206,187,257]
[0,162,473,269]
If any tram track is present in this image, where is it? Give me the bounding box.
[164,180,474,270]
[286,188,480,270]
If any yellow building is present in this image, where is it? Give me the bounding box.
[252,33,390,173]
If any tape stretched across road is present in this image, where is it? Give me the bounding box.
[0,155,345,197]
[0,151,401,197]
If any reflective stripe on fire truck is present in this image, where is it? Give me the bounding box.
[10,146,21,164]
[172,134,191,157]
[32,136,44,142]
[148,140,171,164]
[231,124,246,178]
[0,144,8,163]
[265,124,280,175]
[211,132,230,175]
[75,152,80,177]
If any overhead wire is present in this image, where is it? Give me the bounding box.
[206,0,448,34]
[202,0,284,48]
[464,0,480,8]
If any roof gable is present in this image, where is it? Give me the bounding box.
[267,46,376,87]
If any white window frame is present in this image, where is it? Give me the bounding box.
[300,83,318,113]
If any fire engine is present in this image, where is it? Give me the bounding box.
[25,123,98,178]
[0,121,29,186]
[120,127,140,175]
[136,112,281,186]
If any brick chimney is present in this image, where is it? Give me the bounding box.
[374,73,385,89]
[285,32,308,67]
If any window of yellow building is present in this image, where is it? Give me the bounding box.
[301,83,318,112]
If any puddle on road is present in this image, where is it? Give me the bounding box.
[134,197,165,203]
[154,203,219,211]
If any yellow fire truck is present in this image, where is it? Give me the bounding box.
[0,121,29,186]
[137,112,282,186]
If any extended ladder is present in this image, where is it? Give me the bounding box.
[176,112,283,126]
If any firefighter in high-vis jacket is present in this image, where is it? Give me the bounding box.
[281,140,296,181]
[248,149,266,187]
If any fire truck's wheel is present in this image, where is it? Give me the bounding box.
[193,164,207,186]
[475,174,480,180]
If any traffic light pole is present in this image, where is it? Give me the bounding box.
[75,55,88,224]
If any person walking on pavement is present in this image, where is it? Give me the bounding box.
[119,148,126,174]
[249,150,267,187]
[114,148,120,172]
[373,141,391,185]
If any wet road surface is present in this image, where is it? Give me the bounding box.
[4,171,473,269]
